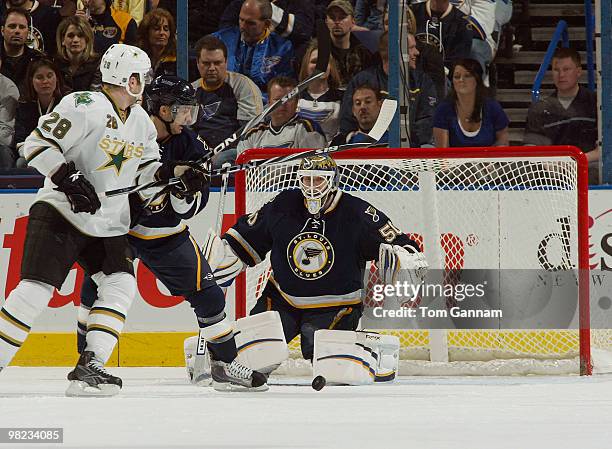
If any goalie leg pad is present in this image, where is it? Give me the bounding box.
[234,311,289,374]
[313,330,400,385]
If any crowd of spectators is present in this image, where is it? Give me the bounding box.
[0,0,602,183]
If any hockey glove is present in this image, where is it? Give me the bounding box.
[379,244,429,285]
[51,161,101,214]
[158,160,210,197]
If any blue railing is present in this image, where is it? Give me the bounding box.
[531,20,569,102]
[584,0,596,91]
[532,1,597,103]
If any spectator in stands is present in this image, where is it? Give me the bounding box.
[236,76,327,156]
[331,83,388,146]
[13,57,67,167]
[409,0,472,74]
[112,0,144,24]
[154,0,226,47]
[0,52,19,168]
[297,38,342,141]
[213,0,294,100]
[191,35,263,167]
[433,58,509,147]
[355,0,386,31]
[55,16,102,92]
[137,8,176,79]
[325,0,373,88]
[524,47,599,184]
[2,0,63,54]
[219,0,314,59]
[339,30,388,134]
[76,0,137,54]
[407,32,438,147]
[0,8,42,93]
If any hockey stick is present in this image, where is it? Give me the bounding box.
[196,22,331,163]
[215,162,231,234]
[105,99,397,197]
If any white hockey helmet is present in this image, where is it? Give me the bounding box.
[100,44,152,98]
[297,154,339,215]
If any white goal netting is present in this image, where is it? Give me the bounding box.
[234,147,612,375]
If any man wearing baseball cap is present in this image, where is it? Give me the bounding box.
[325,0,373,88]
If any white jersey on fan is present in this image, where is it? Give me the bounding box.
[236,114,327,155]
[450,0,498,51]
[23,90,161,237]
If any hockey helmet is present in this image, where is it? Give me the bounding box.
[145,75,199,126]
[100,44,152,98]
[297,154,339,215]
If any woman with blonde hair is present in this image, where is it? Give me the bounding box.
[297,39,343,141]
[137,8,176,79]
[55,15,102,92]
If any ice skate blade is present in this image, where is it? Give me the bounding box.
[192,374,212,387]
[212,380,269,392]
[65,380,121,397]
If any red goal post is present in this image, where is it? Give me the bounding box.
[233,146,593,375]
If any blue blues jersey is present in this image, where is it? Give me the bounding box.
[224,189,418,308]
[129,127,210,246]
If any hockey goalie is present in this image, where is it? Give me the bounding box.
[186,154,428,385]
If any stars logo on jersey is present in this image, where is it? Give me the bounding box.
[287,232,335,280]
[97,145,130,175]
[74,93,94,107]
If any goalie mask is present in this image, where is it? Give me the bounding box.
[297,155,339,215]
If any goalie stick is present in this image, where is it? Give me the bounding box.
[104,99,397,198]
[196,22,331,163]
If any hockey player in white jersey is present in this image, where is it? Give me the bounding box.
[0,44,208,397]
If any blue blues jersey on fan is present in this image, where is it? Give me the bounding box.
[129,127,210,248]
[223,189,419,309]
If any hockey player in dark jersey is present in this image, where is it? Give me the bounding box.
[205,154,428,362]
[76,75,268,391]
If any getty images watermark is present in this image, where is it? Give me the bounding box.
[370,280,503,319]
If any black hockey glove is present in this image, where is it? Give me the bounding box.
[158,160,210,197]
[51,161,101,214]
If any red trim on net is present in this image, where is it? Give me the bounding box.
[234,146,591,374]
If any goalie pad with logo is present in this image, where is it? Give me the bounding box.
[313,330,399,385]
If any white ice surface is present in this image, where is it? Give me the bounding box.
[1,367,612,449]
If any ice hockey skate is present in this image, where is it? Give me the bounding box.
[210,358,268,392]
[65,351,122,397]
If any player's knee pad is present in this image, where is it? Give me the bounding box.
[0,280,54,347]
[234,311,289,373]
[313,330,399,385]
[2,280,54,326]
[186,285,225,324]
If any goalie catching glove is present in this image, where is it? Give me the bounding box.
[202,229,244,286]
[379,244,428,285]
[51,161,101,214]
[157,160,209,197]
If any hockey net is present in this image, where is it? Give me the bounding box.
[233,147,612,376]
